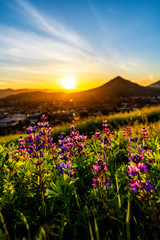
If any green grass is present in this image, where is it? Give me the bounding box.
[1,105,160,145]
[0,110,160,239]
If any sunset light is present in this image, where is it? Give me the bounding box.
[61,77,76,89]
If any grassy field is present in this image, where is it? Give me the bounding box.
[1,105,160,145]
[0,110,160,239]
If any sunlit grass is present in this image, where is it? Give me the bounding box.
[1,105,160,145]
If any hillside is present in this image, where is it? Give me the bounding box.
[70,76,160,101]
[149,80,160,88]
[0,88,63,99]
[1,76,160,102]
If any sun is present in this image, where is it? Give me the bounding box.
[61,77,76,89]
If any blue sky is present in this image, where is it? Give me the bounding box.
[0,0,160,89]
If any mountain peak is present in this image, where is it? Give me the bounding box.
[109,76,129,83]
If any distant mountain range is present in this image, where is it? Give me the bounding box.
[0,88,64,99]
[148,80,160,88]
[1,76,160,101]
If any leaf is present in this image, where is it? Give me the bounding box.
[88,220,94,240]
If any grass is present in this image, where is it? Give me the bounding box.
[1,105,160,145]
[0,111,160,239]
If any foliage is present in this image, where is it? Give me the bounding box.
[0,115,159,239]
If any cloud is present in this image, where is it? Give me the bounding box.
[0,0,150,89]
[15,0,92,51]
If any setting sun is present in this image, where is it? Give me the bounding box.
[61,77,76,89]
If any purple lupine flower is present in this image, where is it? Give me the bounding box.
[128,153,143,163]
[42,114,48,120]
[130,137,138,143]
[147,158,155,164]
[141,180,156,192]
[126,125,132,135]
[92,177,99,188]
[95,129,101,138]
[103,136,111,144]
[26,145,34,154]
[104,178,111,187]
[44,122,50,128]
[70,125,76,131]
[138,163,148,173]
[48,128,52,135]
[26,135,34,143]
[35,134,40,142]
[126,164,139,176]
[143,145,148,150]
[58,161,75,176]
[129,179,139,193]
[141,127,150,141]
[102,120,111,135]
[37,122,43,128]
[26,127,33,134]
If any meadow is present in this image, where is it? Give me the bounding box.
[0,110,160,239]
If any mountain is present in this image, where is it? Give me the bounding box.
[0,89,30,99]
[0,88,63,99]
[1,91,68,102]
[1,76,160,102]
[70,76,159,101]
[148,80,160,88]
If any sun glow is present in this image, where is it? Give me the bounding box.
[61,77,76,89]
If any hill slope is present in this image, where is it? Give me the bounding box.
[70,76,159,101]
[149,80,160,88]
[1,76,160,102]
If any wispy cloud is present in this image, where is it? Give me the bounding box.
[0,0,151,89]
[0,0,114,87]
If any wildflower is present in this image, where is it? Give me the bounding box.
[141,127,150,141]
[138,163,148,173]
[102,120,111,135]
[128,153,143,163]
[95,129,101,138]
[130,137,138,142]
[104,178,111,187]
[92,177,99,188]
[129,179,139,193]
[141,180,156,192]
[26,127,33,134]
[126,125,132,135]
[42,114,48,120]
[58,161,75,176]
[126,164,139,176]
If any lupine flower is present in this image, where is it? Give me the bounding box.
[141,127,150,141]
[37,122,43,128]
[42,114,48,120]
[104,178,111,187]
[92,177,99,188]
[102,120,111,135]
[91,158,111,188]
[123,129,127,138]
[130,137,138,143]
[143,145,148,150]
[129,179,139,193]
[126,165,139,176]
[126,125,132,135]
[128,153,143,163]
[138,163,148,173]
[95,129,101,139]
[26,127,33,134]
[58,161,75,176]
[141,180,155,192]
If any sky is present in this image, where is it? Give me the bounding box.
[0,0,160,90]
